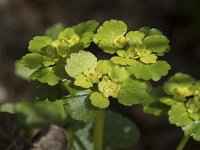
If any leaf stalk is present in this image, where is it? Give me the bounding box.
[176,135,190,150]
[93,109,106,150]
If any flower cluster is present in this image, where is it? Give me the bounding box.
[20,19,170,110]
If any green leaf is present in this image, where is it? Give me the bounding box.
[142,88,170,116]
[163,73,195,96]
[30,64,67,86]
[73,20,99,35]
[139,27,163,36]
[127,60,171,81]
[41,46,58,67]
[104,111,140,148]
[72,20,99,48]
[183,120,200,141]
[28,36,52,53]
[63,95,98,122]
[71,123,93,150]
[89,92,110,108]
[93,19,127,54]
[1,101,66,128]
[74,74,93,88]
[160,97,176,106]
[21,53,42,69]
[63,80,92,97]
[111,56,136,66]
[32,82,64,101]
[108,65,129,83]
[126,31,145,46]
[58,28,77,39]
[140,54,157,64]
[118,77,148,106]
[96,60,114,75]
[45,23,65,40]
[15,60,36,80]
[65,50,97,78]
[143,35,170,53]
[168,102,193,127]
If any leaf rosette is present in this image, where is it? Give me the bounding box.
[19,19,171,123]
[65,50,149,109]
[157,73,200,141]
[21,20,99,85]
[93,19,170,81]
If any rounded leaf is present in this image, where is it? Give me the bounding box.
[126,31,145,46]
[143,35,170,53]
[45,23,65,40]
[74,74,93,88]
[140,54,157,64]
[28,36,52,53]
[127,60,171,81]
[183,120,200,141]
[168,102,193,127]
[111,56,136,66]
[163,73,195,95]
[105,111,140,148]
[142,88,170,116]
[21,53,42,69]
[118,77,148,106]
[63,95,98,122]
[93,19,127,54]
[96,60,114,75]
[108,65,129,83]
[89,92,110,108]
[65,50,97,78]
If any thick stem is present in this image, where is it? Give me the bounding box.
[176,135,190,150]
[93,109,106,150]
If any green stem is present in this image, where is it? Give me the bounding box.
[93,109,106,150]
[176,135,190,150]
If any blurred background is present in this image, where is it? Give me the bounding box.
[0,0,200,149]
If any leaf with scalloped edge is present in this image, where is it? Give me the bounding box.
[143,35,170,53]
[15,60,36,80]
[32,82,64,101]
[126,31,145,46]
[89,92,110,108]
[63,80,92,97]
[142,88,170,116]
[28,36,52,53]
[65,50,97,78]
[139,27,163,36]
[118,77,148,106]
[58,28,77,39]
[93,19,127,54]
[45,23,65,40]
[73,20,99,35]
[72,20,99,48]
[127,60,171,81]
[15,101,66,127]
[104,111,140,149]
[163,73,195,96]
[74,74,93,88]
[96,60,114,75]
[168,102,193,127]
[183,120,200,141]
[111,56,136,66]
[21,53,42,69]
[63,95,98,122]
[140,54,157,64]
[108,65,129,83]
[30,64,67,86]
